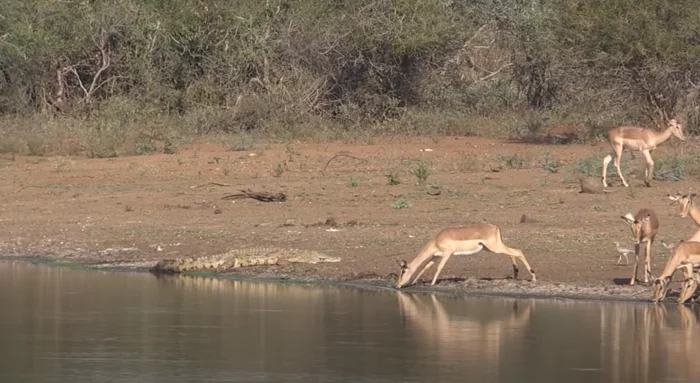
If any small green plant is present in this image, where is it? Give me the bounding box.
[274,161,287,177]
[348,176,360,187]
[574,153,606,177]
[213,156,221,164]
[386,172,401,185]
[163,136,178,154]
[51,157,74,172]
[654,154,688,181]
[125,205,134,212]
[495,154,526,169]
[392,196,411,209]
[592,204,602,211]
[229,136,256,151]
[411,160,430,185]
[540,177,549,186]
[285,143,299,162]
[542,152,560,173]
[456,154,482,172]
[135,139,157,155]
[137,164,159,177]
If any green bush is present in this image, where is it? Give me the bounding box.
[0,0,699,155]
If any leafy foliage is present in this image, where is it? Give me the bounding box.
[0,0,699,149]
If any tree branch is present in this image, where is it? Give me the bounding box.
[86,28,111,99]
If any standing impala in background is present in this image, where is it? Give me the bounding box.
[602,119,684,188]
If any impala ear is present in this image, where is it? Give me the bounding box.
[668,193,681,201]
[621,213,635,225]
[690,193,697,201]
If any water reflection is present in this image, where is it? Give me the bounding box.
[1,261,700,383]
[397,292,534,381]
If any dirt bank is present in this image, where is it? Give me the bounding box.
[1,135,697,303]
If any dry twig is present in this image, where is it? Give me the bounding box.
[222,189,287,202]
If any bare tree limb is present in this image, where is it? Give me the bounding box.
[67,67,89,98]
[477,63,512,82]
[85,28,111,100]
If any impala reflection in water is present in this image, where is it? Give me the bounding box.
[0,261,699,383]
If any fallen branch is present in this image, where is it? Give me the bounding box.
[477,62,512,82]
[323,152,368,172]
[222,189,287,202]
[190,181,232,189]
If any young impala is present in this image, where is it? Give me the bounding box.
[602,119,684,188]
[620,208,659,285]
[395,224,536,288]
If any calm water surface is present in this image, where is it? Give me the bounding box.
[0,260,698,383]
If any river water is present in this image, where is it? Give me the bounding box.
[0,260,697,383]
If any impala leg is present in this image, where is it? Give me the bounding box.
[430,250,455,286]
[602,154,611,188]
[630,244,640,285]
[678,265,696,304]
[506,255,519,279]
[411,259,435,285]
[613,147,629,187]
[642,150,654,187]
[486,242,537,282]
[644,240,653,284]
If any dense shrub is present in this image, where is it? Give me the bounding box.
[0,0,699,154]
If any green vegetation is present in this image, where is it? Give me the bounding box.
[411,160,430,185]
[541,152,560,173]
[386,172,401,186]
[348,175,360,187]
[574,153,607,177]
[495,154,527,170]
[654,153,700,182]
[392,196,411,209]
[1,0,699,157]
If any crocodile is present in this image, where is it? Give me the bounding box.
[149,247,341,274]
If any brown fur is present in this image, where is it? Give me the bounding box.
[653,241,700,303]
[579,177,614,194]
[395,224,536,288]
[621,208,659,285]
[602,119,684,188]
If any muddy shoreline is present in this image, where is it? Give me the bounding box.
[3,255,669,305]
